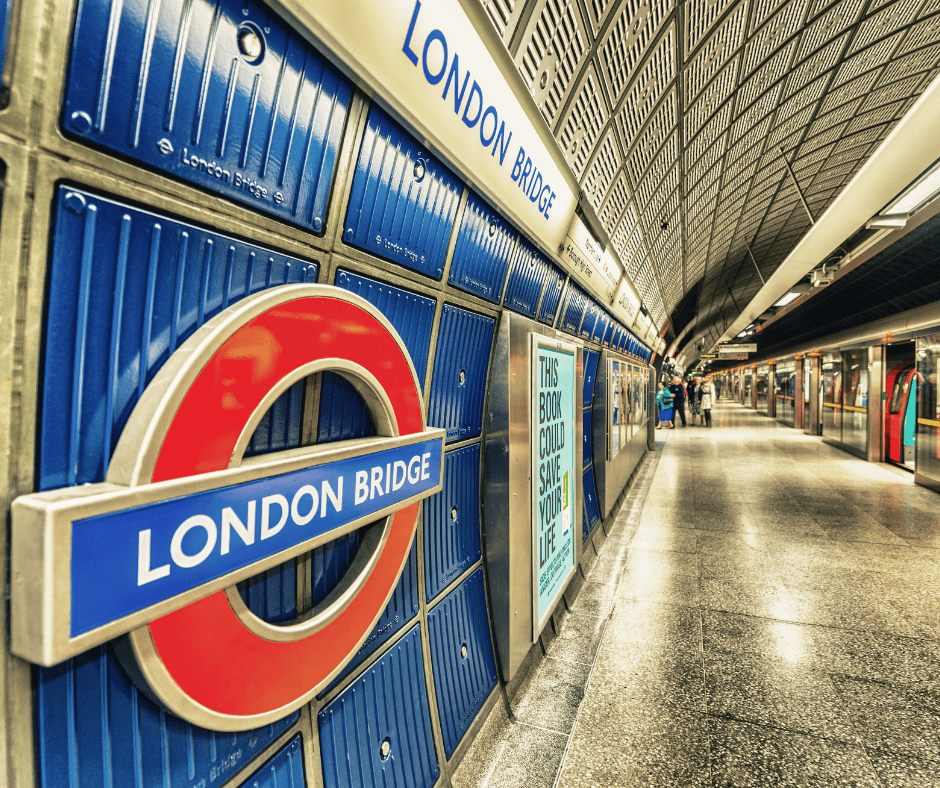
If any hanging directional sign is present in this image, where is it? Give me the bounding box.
[12,286,444,730]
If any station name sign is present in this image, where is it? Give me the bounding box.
[290,0,577,251]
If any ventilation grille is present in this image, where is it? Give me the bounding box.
[582,129,622,211]
[600,171,631,233]
[686,0,739,54]
[483,0,521,41]
[731,84,780,143]
[685,57,739,140]
[897,13,940,55]
[742,1,808,76]
[517,0,588,124]
[686,4,748,101]
[831,31,904,87]
[629,87,677,178]
[557,64,608,179]
[796,0,866,62]
[687,134,727,190]
[819,70,880,112]
[634,132,678,205]
[849,0,923,54]
[616,24,676,143]
[598,0,674,105]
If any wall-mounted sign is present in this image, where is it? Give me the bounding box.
[719,343,758,353]
[719,352,749,360]
[12,286,444,731]
[531,335,576,636]
[283,0,577,253]
[613,277,641,327]
[559,214,614,302]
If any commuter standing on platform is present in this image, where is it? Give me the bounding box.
[702,378,717,427]
[688,378,701,425]
[715,378,722,399]
[655,382,674,429]
[670,376,687,427]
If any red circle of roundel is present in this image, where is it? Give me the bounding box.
[145,296,423,717]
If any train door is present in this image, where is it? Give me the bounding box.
[886,361,916,468]
[804,357,821,435]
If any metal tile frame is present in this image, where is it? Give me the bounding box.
[36,0,351,258]
[0,0,43,140]
[0,133,38,788]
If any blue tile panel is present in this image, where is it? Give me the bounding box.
[317,372,377,443]
[601,317,615,347]
[502,237,549,318]
[428,305,496,443]
[583,349,599,407]
[38,185,318,491]
[245,378,306,457]
[345,105,462,279]
[580,301,598,341]
[560,284,586,334]
[583,466,600,528]
[448,193,515,303]
[424,444,482,601]
[538,264,566,325]
[239,559,297,624]
[63,0,350,235]
[323,540,420,694]
[242,734,306,788]
[582,410,592,470]
[427,569,498,758]
[37,646,299,788]
[319,625,440,788]
[334,269,436,383]
[0,0,10,89]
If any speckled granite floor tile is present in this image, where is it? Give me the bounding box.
[556,703,711,788]
[566,580,618,618]
[704,652,859,743]
[629,526,700,553]
[867,749,940,787]
[545,612,607,664]
[622,546,700,576]
[453,718,569,788]
[509,657,591,734]
[707,718,880,788]
[831,676,940,761]
[586,554,626,584]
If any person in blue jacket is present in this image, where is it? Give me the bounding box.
[670,376,687,427]
[655,382,674,429]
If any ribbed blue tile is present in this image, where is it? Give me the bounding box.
[242,735,306,788]
[427,306,495,443]
[583,466,600,527]
[560,284,586,335]
[583,349,599,407]
[317,373,376,443]
[427,569,498,758]
[345,105,461,279]
[238,559,296,624]
[244,378,306,457]
[448,193,514,303]
[37,647,299,788]
[319,626,439,788]
[335,269,436,383]
[424,445,482,601]
[63,0,350,234]
[38,185,318,490]
[582,409,592,470]
[601,317,615,347]
[502,238,548,318]
[321,540,420,695]
[538,264,566,325]
[580,301,599,341]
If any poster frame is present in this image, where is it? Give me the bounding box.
[530,332,580,640]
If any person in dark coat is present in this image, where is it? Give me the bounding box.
[670,376,687,427]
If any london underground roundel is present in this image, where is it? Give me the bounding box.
[11,285,445,731]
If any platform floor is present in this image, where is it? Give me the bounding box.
[456,400,940,788]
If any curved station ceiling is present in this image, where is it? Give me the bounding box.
[479,0,940,362]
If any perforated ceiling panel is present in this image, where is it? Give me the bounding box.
[493,0,940,343]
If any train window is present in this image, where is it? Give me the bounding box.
[889,374,907,414]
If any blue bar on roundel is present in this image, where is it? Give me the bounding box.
[69,438,442,636]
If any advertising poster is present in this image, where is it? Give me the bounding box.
[610,360,621,459]
[532,337,576,631]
